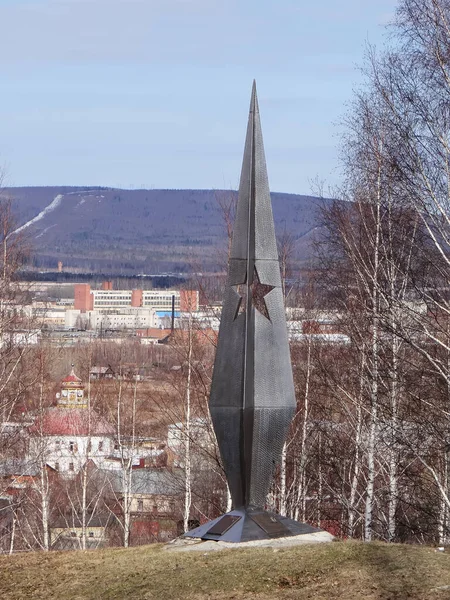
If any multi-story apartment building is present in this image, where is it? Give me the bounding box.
[74,283,198,313]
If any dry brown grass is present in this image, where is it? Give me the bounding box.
[1,540,450,600]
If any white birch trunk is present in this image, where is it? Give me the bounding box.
[116,375,131,548]
[123,458,132,548]
[317,432,322,528]
[126,378,138,547]
[298,336,312,522]
[279,442,287,515]
[81,369,92,551]
[387,331,399,542]
[40,461,50,551]
[38,360,50,551]
[81,464,88,550]
[348,400,362,538]
[183,315,193,533]
[364,155,382,543]
[438,461,448,545]
[8,511,15,555]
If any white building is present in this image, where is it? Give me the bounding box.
[65,307,156,330]
[0,329,41,348]
[25,302,68,327]
[28,368,115,476]
[167,417,212,466]
[178,308,221,331]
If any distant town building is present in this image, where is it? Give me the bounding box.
[28,368,115,475]
[89,366,114,380]
[25,302,70,327]
[73,283,199,313]
[135,328,171,344]
[178,308,221,331]
[107,468,182,543]
[50,512,110,550]
[0,329,41,348]
[65,307,156,330]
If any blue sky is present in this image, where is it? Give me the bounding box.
[0,0,395,194]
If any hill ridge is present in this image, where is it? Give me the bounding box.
[3,187,327,274]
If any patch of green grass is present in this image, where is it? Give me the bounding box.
[1,541,450,600]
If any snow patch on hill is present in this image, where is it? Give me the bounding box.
[14,194,64,234]
[35,224,57,239]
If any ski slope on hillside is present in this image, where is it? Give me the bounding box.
[13,194,64,234]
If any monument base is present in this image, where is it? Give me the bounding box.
[183,508,322,543]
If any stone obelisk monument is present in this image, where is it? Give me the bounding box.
[185,82,320,542]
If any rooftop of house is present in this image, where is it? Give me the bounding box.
[0,458,40,477]
[107,468,182,496]
[61,366,83,387]
[30,408,114,437]
[90,366,113,374]
[51,512,111,529]
[136,328,171,341]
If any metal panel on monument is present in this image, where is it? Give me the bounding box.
[248,513,290,538]
[206,515,242,536]
[184,81,320,543]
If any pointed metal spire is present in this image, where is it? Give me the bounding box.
[185,82,322,542]
[207,81,296,511]
[231,81,278,262]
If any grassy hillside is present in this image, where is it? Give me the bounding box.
[1,541,450,599]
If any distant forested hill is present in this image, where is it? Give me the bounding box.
[4,187,329,274]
